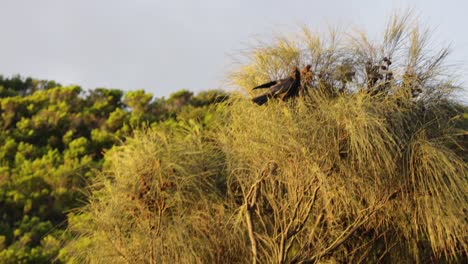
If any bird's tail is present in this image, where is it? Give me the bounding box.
[252,94,269,105]
[253,80,277,90]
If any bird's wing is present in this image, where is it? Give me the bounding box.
[270,77,294,97]
[281,78,301,99]
[252,80,278,90]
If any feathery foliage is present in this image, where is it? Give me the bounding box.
[64,13,467,263]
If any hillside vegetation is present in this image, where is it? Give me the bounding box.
[63,14,467,263]
[0,76,227,263]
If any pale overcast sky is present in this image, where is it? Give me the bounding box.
[0,0,467,99]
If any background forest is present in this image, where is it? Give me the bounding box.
[0,14,467,263]
[0,76,227,263]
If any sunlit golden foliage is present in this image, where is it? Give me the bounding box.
[65,12,467,263]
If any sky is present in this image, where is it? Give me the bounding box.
[1,0,467,100]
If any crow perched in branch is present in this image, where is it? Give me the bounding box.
[251,67,302,105]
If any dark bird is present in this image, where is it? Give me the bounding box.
[252,67,301,105]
